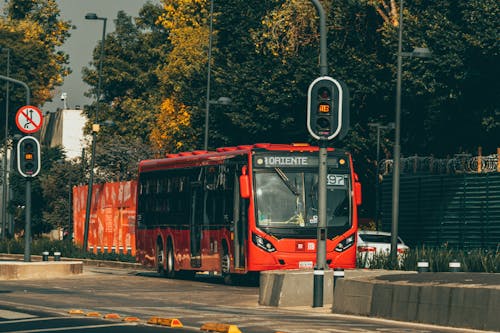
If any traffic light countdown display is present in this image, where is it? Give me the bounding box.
[307,76,349,141]
[17,136,41,177]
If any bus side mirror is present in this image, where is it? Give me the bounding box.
[354,181,362,206]
[239,166,250,199]
[354,173,362,206]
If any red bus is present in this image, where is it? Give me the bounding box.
[136,143,361,282]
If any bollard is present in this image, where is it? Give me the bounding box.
[127,247,132,255]
[104,246,109,254]
[53,251,61,261]
[111,246,116,254]
[312,269,324,307]
[333,268,344,288]
[42,251,49,261]
[119,246,124,254]
[449,259,461,272]
[417,260,429,273]
[89,246,94,254]
[97,246,101,254]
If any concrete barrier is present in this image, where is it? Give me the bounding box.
[0,261,83,280]
[259,269,333,307]
[332,274,500,331]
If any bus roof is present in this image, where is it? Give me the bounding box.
[138,143,341,173]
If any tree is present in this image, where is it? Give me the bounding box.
[0,0,71,107]
[0,0,71,237]
[81,6,171,156]
[79,0,498,220]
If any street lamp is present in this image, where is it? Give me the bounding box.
[1,47,10,240]
[368,122,394,229]
[83,13,107,252]
[391,0,431,267]
[203,0,233,150]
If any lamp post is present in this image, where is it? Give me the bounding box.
[1,47,9,239]
[368,122,394,229]
[83,13,107,252]
[390,0,431,267]
[203,0,215,151]
[203,0,232,150]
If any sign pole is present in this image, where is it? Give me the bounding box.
[24,179,31,262]
[15,103,42,264]
[310,0,328,308]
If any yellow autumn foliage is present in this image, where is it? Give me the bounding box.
[157,0,211,90]
[0,0,71,105]
[150,97,194,155]
[366,0,399,27]
[253,0,323,57]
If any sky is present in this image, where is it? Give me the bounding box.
[45,0,159,113]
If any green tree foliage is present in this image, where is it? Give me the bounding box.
[79,0,497,218]
[0,0,72,237]
[9,146,84,236]
[81,5,172,159]
[0,0,71,106]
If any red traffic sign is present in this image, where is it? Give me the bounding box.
[16,105,43,134]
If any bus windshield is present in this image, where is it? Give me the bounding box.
[254,169,350,228]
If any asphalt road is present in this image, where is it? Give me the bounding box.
[0,305,185,333]
[0,266,493,333]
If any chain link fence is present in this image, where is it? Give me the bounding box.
[380,152,500,175]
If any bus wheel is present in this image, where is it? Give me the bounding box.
[156,239,166,275]
[165,242,176,279]
[221,248,232,285]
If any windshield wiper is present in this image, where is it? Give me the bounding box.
[274,168,300,196]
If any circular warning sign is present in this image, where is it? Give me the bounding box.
[16,105,44,134]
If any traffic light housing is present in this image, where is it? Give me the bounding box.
[17,136,41,177]
[307,76,349,140]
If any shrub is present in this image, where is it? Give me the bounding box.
[357,245,499,273]
[0,238,135,263]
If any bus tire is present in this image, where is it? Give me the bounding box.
[156,237,166,276]
[221,243,232,285]
[165,240,176,279]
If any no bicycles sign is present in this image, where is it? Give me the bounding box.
[15,105,43,134]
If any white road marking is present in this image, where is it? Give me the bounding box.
[0,309,36,320]
[9,322,136,333]
[0,317,62,325]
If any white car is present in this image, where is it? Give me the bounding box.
[357,230,409,265]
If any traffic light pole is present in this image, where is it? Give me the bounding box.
[311,0,327,77]
[24,179,31,262]
[310,0,328,308]
[313,139,328,307]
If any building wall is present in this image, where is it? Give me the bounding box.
[40,109,88,159]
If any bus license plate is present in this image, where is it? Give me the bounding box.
[299,261,313,269]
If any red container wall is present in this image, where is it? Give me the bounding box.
[73,181,137,255]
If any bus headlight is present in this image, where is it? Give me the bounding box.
[252,233,276,252]
[335,235,355,252]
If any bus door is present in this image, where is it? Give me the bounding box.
[190,176,203,268]
[233,173,247,269]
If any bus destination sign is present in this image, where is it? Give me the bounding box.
[254,155,339,168]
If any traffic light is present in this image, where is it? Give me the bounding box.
[17,136,41,177]
[307,76,349,140]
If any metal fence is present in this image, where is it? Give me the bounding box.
[380,152,500,175]
[380,172,500,249]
